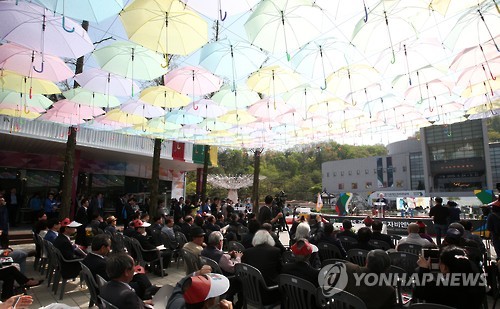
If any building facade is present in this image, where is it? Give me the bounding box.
[322,119,494,199]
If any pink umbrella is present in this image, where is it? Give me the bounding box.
[38,110,87,125]
[247,97,294,121]
[0,1,93,59]
[51,99,105,119]
[164,66,222,95]
[120,99,166,118]
[164,66,222,110]
[184,99,227,118]
[456,57,500,90]
[0,43,73,81]
[74,68,140,97]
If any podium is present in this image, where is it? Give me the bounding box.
[373,202,386,218]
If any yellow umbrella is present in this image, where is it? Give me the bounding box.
[247,65,301,96]
[0,70,60,95]
[119,0,208,57]
[102,109,147,125]
[218,110,256,125]
[326,64,380,100]
[140,86,190,108]
[461,78,500,98]
[0,106,40,119]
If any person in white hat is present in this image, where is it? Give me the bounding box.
[166,264,232,309]
[53,219,85,280]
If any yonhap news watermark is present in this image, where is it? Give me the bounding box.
[318,263,487,297]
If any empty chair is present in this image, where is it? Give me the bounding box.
[317,242,344,261]
[337,236,358,251]
[397,243,422,256]
[347,249,369,267]
[43,240,58,288]
[235,263,281,308]
[279,274,318,309]
[316,287,367,309]
[386,265,408,306]
[34,232,48,274]
[79,262,100,308]
[369,239,391,251]
[388,251,419,275]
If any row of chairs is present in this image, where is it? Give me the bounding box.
[32,232,83,300]
[337,234,402,251]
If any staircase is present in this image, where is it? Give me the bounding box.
[7,227,34,246]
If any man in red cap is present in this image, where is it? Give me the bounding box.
[282,238,320,287]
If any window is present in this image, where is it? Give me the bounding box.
[365,169,369,175]
[374,168,377,174]
[403,166,407,172]
[338,183,344,190]
[396,180,404,188]
[341,171,344,176]
[351,183,358,189]
[348,171,352,175]
[357,170,360,175]
[333,172,337,177]
[393,167,397,173]
[327,172,330,178]
[366,182,373,188]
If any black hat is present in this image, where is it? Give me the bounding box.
[191,226,206,237]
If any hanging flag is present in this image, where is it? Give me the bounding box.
[335,192,352,216]
[316,192,323,212]
[474,189,494,204]
[209,146,218,167]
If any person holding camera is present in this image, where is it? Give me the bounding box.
[258,195,282,226]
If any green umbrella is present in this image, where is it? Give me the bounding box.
[93,41,169,81]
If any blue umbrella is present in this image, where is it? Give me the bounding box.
[199,38,267,90]
[166,109,203,125]
[35,0,125,24]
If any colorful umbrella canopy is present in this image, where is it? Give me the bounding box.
[0,1,93,58]
[166,109,203,125]
[74,68,140,97]
[0,43,73,82]
[119,0,208,56]
[100,109,148,126]
[93,42,169,81]
[38,109,87,125]
[0,105,41,119]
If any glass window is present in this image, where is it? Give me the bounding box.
[357,170,360,175]
[338,183,344,190]
[341,171,344,176]
[351,183,358,189]
[348,171,352,175]
[365,182,373,188]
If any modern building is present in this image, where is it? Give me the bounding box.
[322,119,494,200]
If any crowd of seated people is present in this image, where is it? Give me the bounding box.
[21,196,493,309]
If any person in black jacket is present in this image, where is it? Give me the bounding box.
[100,253,152,309]
[82,234,158,300]
[429,197,450,246]
[53,220,86,279]
[130,219,172,276]
[371,220,395,249]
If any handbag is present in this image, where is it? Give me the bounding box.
[0,256,14,267]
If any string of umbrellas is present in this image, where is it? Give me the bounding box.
[0,0,499,149]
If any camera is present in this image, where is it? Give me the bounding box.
[274,190,287,208]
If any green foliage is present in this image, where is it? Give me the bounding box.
[185,142,387,203]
